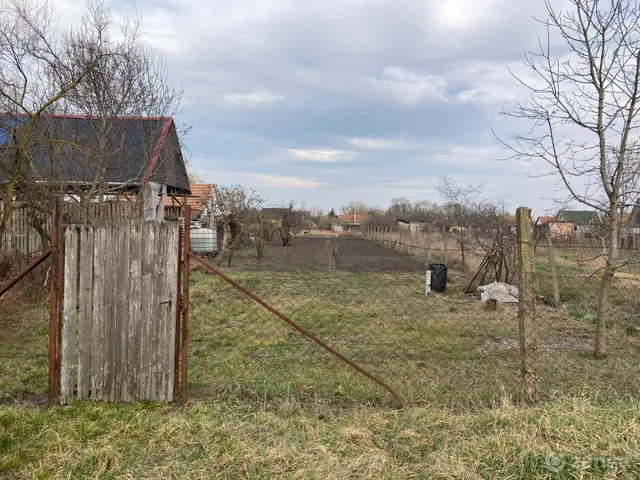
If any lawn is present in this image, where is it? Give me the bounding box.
[2,397,640,478]
[2,235,640,478]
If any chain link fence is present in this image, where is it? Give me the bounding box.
[187,220,640,409]
[2,212,639,409]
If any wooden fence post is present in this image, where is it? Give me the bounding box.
[516,207,539,404]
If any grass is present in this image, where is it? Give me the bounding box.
[187,266,640,409]
[1,398,640,478]
[2,237,640,478]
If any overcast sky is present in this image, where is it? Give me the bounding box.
[63,0,571,214]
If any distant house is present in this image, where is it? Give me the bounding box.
[556,210,603,237]
[339,213,367,225]
[535,216,556,226]
[626,200,640,231]
[164,183,216,222]
[534,216,569,238]
[397,219,427,232]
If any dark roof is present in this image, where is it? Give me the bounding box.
[0,115,190,194]
[557,210,603,225]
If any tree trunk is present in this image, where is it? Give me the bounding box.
[594,206,619,359]
[217,221,232,267]
[545,226,560,307]
[0,145,22,243]
[460,231,466,271]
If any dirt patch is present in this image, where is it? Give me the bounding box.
[332,237,427,273]
[220,236,429,274]
[219,237,335,272]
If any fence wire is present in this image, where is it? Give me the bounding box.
[189,228,640,408]
[0,253,51,404]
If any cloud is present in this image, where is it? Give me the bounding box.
[348,137,411,150]
[221,90,285,107]
[369,67,449,105]
[432,0,498,31]
[245,173,324,189]
[286,148,354,162]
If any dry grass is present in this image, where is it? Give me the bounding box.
[1,397,640,478]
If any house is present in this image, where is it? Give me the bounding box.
[164,183,216,222]
[534,215,567,238]
[556,210,603,237]
[339,213,367,225]
[619,200,640,249]
[397,219,427,232]
[1,115,191,220]
[629,200,640,230]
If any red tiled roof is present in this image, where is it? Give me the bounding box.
[339,213,367,223]
[164,184,215,214]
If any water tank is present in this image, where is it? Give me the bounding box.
[190,228,218,254]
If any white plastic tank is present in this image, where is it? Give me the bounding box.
[190,227,218,254]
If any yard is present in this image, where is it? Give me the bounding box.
[188,235,640,408]
[1,234,640,477]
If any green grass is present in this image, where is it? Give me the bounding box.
[2,244,640,477]
[185,269,640,409]
[1,398,640,478]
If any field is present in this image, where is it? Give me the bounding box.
[2,234,640,477]
[187,235,640,408]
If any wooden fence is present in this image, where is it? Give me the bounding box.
[60,221,180,404]
[0,205,50,257]
[1,202,184,257]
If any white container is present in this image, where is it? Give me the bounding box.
[190,227,218,254]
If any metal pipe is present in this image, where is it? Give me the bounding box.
[181,205,190,406]
[0,248,51,297]
[188,251,405,408]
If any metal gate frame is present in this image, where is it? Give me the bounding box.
[45,200,190,406]
[181,206,404,408]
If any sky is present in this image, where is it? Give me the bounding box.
[58,0,574,215]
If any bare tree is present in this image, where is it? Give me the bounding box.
[503,0,640,358]
[213,184,263,267]
[473,198,517,285]
[0,0,103,239]
[276,201,303,247]
[435,175,484,271]
[251,209,273,260]
[0,0,184,246]
[388,197,413,219]
[341,201,367,217]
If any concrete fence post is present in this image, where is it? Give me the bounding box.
[516,206,539,404]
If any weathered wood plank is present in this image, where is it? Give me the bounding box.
[152,222,167,401]
[61,227,78,404]
[128,222,143,402]
[140,221,155,400]
[77,226,94,399]
[164,223,179,402]
[104,225,118,402]
[116,224,131,402]
[91,227,105,401]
